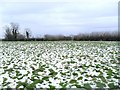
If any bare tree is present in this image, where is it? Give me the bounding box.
[4,22,24,40]
[10,22,19,39]
[25,28,31,39]
[4,26,13,40]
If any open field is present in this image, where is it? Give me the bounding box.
[0,41,120,89]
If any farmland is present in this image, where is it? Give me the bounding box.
[0,41,120,89]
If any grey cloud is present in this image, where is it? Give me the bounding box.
[0,0,118,38]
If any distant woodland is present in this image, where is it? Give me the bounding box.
[1,22,120,41]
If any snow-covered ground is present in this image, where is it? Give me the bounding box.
[0,41,119,89]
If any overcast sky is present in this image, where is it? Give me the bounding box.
[0,0,119,38]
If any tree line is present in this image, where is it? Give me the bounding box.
[3,23,31,41]
[2,22,120,41]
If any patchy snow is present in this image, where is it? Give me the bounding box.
[0,41,119,89]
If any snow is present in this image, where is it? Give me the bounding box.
[0,41,119,88]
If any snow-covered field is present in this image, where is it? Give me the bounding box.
[0,41,120,89]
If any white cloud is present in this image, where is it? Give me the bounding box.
[1,0,119,3]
